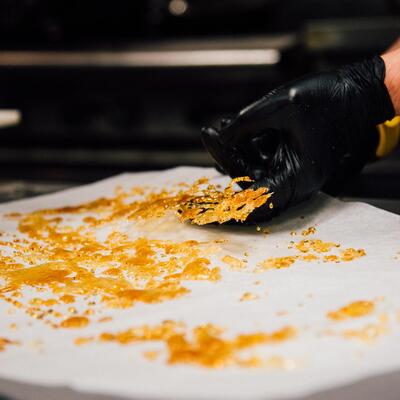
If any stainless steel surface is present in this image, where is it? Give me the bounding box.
[0,35,294,68]
[0,110,21,128]
[0,49,281,68]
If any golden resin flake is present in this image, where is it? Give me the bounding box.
[301,227,316,236]
[27,176,271,226]
[328,301,375,321]
[257,256,297,271]
[0,337,18,352]
[222,255,247,270]
[258,238,366,272]
[91,321,296,369]
[240,292,259,301]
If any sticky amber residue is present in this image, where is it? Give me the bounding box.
[257,256,297,270]
[301,227,316,236]
[296,239,339,254]
[323,255,340,263]
[96,321,296,368]
[38,176,271,226]
[328,301,375,321]
[176,177,272,225]
[0,177,269,327]
[222,255,247,270]
[302,254,319,262]
[340,248,366,262]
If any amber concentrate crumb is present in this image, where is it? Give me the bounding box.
[296,239,339,254]
[240,292,259,302]
[222,255,247,270]
[0,337,18,351]
[301,227,316,236]
[257,256,297,271]
[340,248,366,262]
[60,316,89,329]
[95,321,296,368]
[74,336,94,346]
[328,301,375,321]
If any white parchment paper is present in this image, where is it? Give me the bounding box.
[1,167,400,400]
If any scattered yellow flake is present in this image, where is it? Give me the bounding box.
[302,254,319,262]
[328,300,375,321]
[258,256,297,271]
[323,255,339,263]
[301,227,316,236]
[29,298,57,307]
[222,255,247,270]
[253,281,261,285]
[74,336,94,346]
[256,226,261,232]
[97,321,296,369]
[240,292,259,302]
[263,228,270,235]
[60,316,89,329]
[296,239,339,254]
[340,248,366,262]
[0,337,18,352]
[290,231,297,236]
[8,323,17,330]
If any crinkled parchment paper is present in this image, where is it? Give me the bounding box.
[1,167,400,400]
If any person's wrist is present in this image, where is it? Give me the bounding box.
[381,49,400,115]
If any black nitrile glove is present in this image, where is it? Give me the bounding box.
[202,56,395,222]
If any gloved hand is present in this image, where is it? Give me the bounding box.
[202,56,395,222]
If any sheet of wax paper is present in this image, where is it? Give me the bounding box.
[1,166,400,400]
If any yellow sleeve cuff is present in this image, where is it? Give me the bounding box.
[376,116,400,158]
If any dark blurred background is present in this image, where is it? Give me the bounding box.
[0,0,399,207]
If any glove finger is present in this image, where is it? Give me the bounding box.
[218,91,288,147]
[201,126,251,179]
[243,142,300,223]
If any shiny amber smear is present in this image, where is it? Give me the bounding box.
[95,321,296,368]
[27,176,271,226]
[1,180,260,328]
[328,301,375,321]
